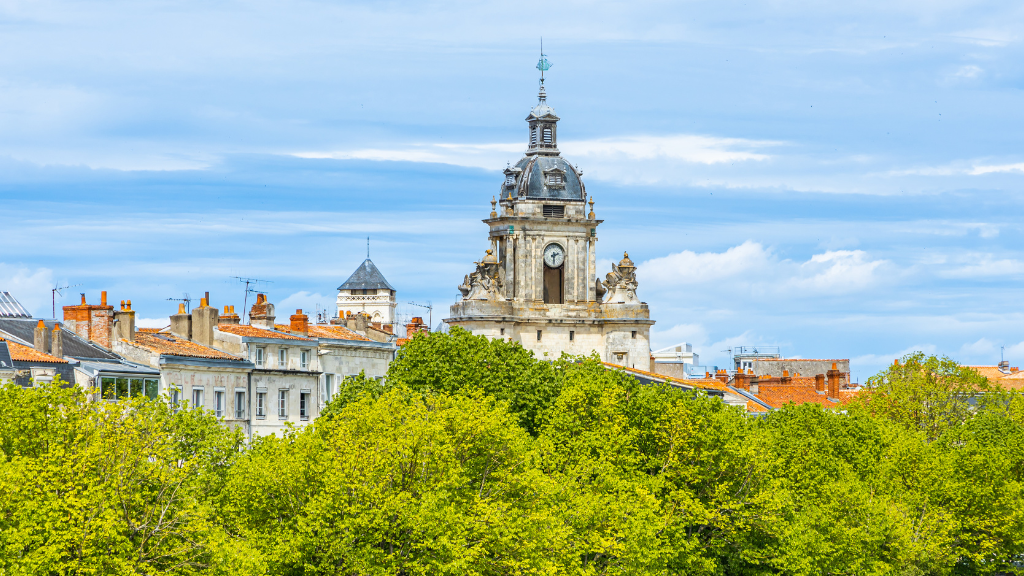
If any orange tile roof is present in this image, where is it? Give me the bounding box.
[971,366,1024,391]
[274,324,370,342]
[1,338,67,363]
[132,332,241,360]
[754,383,838,410]
[137,327,166,333]
[746,400,769,413]
[601,362,730,392]
[753,359,849,362]
[216,324,314,341]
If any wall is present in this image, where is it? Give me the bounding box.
[752,359,851,380]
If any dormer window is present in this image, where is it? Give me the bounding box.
[544,168,566,189]
[504,174,515,187]
[543,127,552,143]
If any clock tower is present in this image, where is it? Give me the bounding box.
[445,53,654,368]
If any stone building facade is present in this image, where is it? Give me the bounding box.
[445,76,654,367]
[336,258,397,329]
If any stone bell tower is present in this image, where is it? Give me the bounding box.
[445,53,654,367]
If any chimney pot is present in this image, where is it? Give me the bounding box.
[120,300,125,310]
[80,293,86,304]
[126,300,131,310]
[178,303,185,314]
[782,369,789,377]
[101,291,107,306]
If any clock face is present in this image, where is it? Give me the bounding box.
[544,244,565,268]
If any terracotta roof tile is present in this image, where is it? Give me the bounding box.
[601,362,730,392]
[754,383,837,410]
[1,338,68,363]
[971,366,1024,391]
[132,332,241,360]
[273,324,370,342]
[137,327,166,334]
[216,324,314,341]
[746,400,769,413]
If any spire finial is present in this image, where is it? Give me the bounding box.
[536,39,551,102]
[367,236,370,259]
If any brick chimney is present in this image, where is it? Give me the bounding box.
[51,323,63,358]
[191,294,219,347]
[218,305,241,325]
[33,320,49,353]
[733,371,749,390]
[113,299,136,343]
[780,369,792,385]
[63,291,114,349]
[827,362,841,398]
[170,303,192,340]
[405,316,427,338]
[249,294,275,329]
[815,373,826,393]
[290,309,309,336]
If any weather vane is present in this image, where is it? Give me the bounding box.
[537,39,551,88]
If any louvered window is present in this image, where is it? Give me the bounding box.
[543,128,552,143]
[543,205,564,218]
[530,128,537,145]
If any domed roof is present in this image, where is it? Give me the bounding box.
[510,155,585,201]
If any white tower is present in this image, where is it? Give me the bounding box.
[336,258,397,328]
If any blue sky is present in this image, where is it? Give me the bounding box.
[2,0,1023,381]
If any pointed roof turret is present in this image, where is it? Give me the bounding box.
[338,259,395,291]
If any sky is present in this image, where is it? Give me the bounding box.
[2,0,1023,381]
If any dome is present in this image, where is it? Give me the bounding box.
[509,155,585,201]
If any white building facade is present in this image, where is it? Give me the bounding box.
[336,259,397,328]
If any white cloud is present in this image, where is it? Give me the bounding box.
[950,64,983,80]
[562,135,777,165]
[788,250,887,294]
[950,28,1018,47]
[0,264,54,317]
[277,291,335,321]
[650,322,710,350]
[937,255,1024,279]
[640,241,773,286]
[136,317,170,329]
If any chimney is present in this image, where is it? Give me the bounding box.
[113,298,136,343]
[33,320,49,353]
[290,309,309,336]
[815,373,826,393]
[999,360,1011,374]
[348,312,369,334]
[749,376,759,395]
[780,369,792,385]
[827,362,841,399]
[405,316,427,338]
[218,305,241,325]
[715,369,729,384]
[62,291,114,349]
[734,371,749,390]
[51,323,63,358]
[249,293,276,329]
[191,295,219,347]
[170,303,192,340]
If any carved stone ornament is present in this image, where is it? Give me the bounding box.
[602,251,640,304]
[460,249,507,301]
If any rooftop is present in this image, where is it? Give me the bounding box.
[0,292,31,318]
[0,318,120,360]
[0,337,67,364]
[338,259,395,291]
[217,324,314,342]
[132,332,241,360]
[302,324,370,342]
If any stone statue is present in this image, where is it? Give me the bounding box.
[602,252,639,304]
[461,249,506,301]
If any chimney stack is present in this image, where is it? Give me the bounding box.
[191,294,219,347]
[218,305,241,325]
[170,303,192,340]
[404,316,427,338]
[781,369,792,385]
[290,309,309,336]
[715,369,729,384]
[998,360,1011,374]
[51,323,63,358]
[249,294,276,329]
[827,362,841,399]
[33,320,49,353]
[63,291,114,349]
[348,311,369,334]
[113,298,136,343]
[734,371,749,390]
[815,373,826,393]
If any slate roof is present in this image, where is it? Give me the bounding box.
[511,155,585,201]
[0,318,120,360]
[0,341,12,370]
[0,292,31,318]
[338,259,395,291]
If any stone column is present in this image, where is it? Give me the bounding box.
[588,236,597,301]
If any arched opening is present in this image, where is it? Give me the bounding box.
[543,263,563,304]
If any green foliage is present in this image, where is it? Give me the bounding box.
[4,349,1024,574]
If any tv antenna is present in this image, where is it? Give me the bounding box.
[232,277,273,323]
[52,283,81,319]
[408,301,433,333]
[166,293,192,313]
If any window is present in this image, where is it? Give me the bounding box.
[278,390,287,418]
[101,377,115,400]
[235,391,246,419]
[192,388,204,410]
[116,377,128,398]
[537,330,542,341]
[144,379,159,400]
[530,127,537,145]
[300,392,310,420]
[570,330,575,341]
[170,387,180,411]
[300,350,309,369]
[215,391,224,418]
[542,205,564,218]
[325,374,333,402]
[254,347,265,367]
[499,328,504,336]
[504,174,515,187]
[631,331,637,339]
[543,127,552,143]
[256,392,266,418]
[278,348,287,369]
